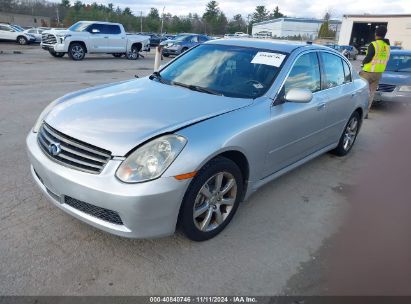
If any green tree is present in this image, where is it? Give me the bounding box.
[318,12,335,39]
[252,5,269,23]
[227,14,246,33]
[202,1,226,34]
[271,6,284,19]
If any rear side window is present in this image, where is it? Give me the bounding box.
[342,60,352,83]
[0,25,13,31]
[284,52,321,93]
[320,52,345,88]
[105,25,121,34]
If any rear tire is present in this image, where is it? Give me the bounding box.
[126,45,140,60]
[181,47,188,53]
[68,42,86,61]
[112,53,123,58]
[17,36,28,45]
[179,157,243,241]
[163,54,170,57]
[331,111,361,156]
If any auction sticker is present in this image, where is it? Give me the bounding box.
[251,52,286,67]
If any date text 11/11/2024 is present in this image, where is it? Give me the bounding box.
[149,296,258,303]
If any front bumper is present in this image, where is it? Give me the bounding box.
[374,90,411,103]
[26,131,190,238]
[162,48,182,56]
[41,42,67,52]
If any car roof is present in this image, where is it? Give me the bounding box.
[390,50,411,56]
[205,38,329,54]
[75,21,121,25]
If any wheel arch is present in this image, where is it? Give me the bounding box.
[131,42,142,52]
[69,41,88,53]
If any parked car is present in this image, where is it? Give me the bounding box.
[390,45,402,50]
[360,44,369,55]
[24,27,47,43]
[374,50,411,104]
[224,33,235,38]
[234,32,249,37]
[162,34,211,57]
[0,23,36,45]
[40,21,150,60]
[336,45,358,60]
[27,40,368,241]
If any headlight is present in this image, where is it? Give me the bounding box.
[116,135,187,183]
[32,100,59,133]
[56,34,71,42]
[398,85,411,92]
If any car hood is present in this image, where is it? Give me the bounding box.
[380,71,411,85]
[45,78,253,156]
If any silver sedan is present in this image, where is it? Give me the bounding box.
[27,39,369,241]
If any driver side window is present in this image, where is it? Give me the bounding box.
[284,52,321,94]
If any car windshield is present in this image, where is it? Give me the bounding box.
[157,44,286,99]
[173,35,190,42]
[68,22,90,32]
[11,26,23,32]
[386,55,411,72]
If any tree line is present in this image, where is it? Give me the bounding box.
[0,0,286,35]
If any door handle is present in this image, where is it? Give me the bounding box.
[104,36,109,39]
[317,103,326,110]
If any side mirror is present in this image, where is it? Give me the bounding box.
[284,88,313,103]
[91,28,100,34]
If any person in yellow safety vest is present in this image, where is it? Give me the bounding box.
[359,26,390,117]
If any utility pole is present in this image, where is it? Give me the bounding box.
[140,11,143,33]
[160,6,165,35]
[56,7,60,26]
[246,14,251,35]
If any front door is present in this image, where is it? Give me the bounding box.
[264,52,329,177]
[87,23,109,52]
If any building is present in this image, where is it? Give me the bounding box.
[338,14,411,49]
[0,12,50,27]
[252,17,341,41]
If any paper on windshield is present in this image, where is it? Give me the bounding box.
[251,52,286,67]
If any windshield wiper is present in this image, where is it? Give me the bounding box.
[171,81,223,96]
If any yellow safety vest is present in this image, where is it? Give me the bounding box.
[363,40,390,73]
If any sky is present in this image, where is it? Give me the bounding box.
[78,0,411,19]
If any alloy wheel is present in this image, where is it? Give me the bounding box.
[193,171,237,232]
[343,116,359,151]
[71,45,84,60]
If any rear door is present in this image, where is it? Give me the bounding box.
[105,24,126,52]
[0,25,16,41]
[264,51,330,176]
[318,52,357,145]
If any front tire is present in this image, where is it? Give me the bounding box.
[331,111,360,156]
[179,157,243,241]
[17,36,28,45]
[68,43,86,61]
[112,53,123,58]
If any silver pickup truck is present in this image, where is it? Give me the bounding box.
[41,21,150,60]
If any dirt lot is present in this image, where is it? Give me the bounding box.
[0,42,400,295]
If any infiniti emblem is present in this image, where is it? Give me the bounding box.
[48,142,62,156]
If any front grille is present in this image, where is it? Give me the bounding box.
[41,33,57,44]
[377,84,396,92]
[37,122,112,174]
[64,196,123,225]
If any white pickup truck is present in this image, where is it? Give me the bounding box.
[41,21,150,60]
